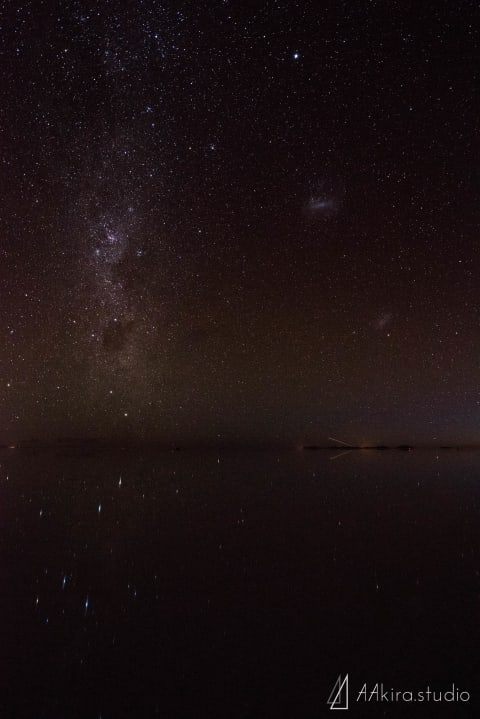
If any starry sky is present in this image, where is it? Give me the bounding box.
[1,1,480,445]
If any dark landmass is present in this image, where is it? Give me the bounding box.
[302,444,465,451]
[0,439,472,453]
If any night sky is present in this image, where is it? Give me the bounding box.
[1,1,480,445]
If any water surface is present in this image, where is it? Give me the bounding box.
[1,448,479,717]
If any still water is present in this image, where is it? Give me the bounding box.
[1,448,479,717]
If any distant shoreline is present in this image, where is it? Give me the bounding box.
[1,440,480,453]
